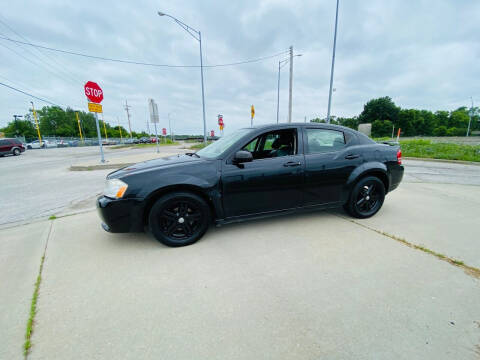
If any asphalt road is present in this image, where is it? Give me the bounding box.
[0,145,188,226]
[1,145,479,227]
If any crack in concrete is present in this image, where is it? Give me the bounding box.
[336,214,480,280]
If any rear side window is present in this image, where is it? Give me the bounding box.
[305,128,346,154]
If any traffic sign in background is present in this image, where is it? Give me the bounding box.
[84,81,104,103]
[88,103,103,113]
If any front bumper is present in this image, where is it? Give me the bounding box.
[97,196,145,233]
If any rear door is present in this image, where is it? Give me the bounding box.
[0,139,11,154]
[302,127,362,205]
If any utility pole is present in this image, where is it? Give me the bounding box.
[31,102,42,146]
[326,0,340,124]
[124,100,132,138]
[101,113,108,141]
[117,117,123,143]
[288,45,293,123]
[168,113,173,142]
[75,111,83,144]
[467,97,474,137]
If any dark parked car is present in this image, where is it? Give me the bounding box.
[0,138,25,156]
[97,123,404,247]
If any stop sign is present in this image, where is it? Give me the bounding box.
[162,128,167,136]
[84,81,104,103]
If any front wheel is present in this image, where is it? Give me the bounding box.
[13,148,21,156]
[149,192,211,247]
[345,176,385,218]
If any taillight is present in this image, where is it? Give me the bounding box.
[397,148,402,165]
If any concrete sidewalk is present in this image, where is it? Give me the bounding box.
[0,182,476,359]
[0,220,51,360]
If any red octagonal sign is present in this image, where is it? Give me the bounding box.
[84,81,103,103]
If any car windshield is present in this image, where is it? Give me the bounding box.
[196,128,253,159]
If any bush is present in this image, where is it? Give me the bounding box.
[433,126,447,136]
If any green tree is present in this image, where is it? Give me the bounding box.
[0,119,36,138]
[358,97,400,125]
[371,120,393,137]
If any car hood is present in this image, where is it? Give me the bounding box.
[107,154,203,179]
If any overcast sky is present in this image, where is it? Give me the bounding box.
[1,0,479,135]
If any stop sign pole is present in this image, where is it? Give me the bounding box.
[84,81,105,163]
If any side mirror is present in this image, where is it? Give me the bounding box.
[233,150,253,165]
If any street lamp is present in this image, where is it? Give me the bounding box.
[158,11,207,144]
[276,54,302,124]
[326,0,340,124]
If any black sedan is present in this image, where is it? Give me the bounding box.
[97,123,404,247]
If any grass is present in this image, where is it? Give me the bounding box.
[24,255,46,356]
[399,139,480,162]
[48,215,56,220]
[189,141,212,150]
[374,138,480,162]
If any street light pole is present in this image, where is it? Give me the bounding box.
[158,11,207,144]
[467,96,474,137]
[326,0,340,124]
[276,61,281,123]
[288,46,293,123]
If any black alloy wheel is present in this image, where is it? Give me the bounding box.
[345,176,385,218]
[149,192,210,247]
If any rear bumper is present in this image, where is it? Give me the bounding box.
[389,165,404,192]
[96,196,145,233]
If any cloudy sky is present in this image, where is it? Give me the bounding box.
[1,0,479,135]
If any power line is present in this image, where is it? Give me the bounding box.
[0,16,84,85]
[0,81,62,107]
[0,35,289,68]
[0,31,82,87]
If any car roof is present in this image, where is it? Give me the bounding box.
[247,122,355,133]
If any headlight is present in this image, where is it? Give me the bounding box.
[104,179,128,199]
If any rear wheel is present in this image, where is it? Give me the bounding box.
[345,176,385,218]
[148,192,211,247]
[13,148,21,156]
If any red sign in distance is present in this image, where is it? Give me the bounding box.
[162,128,167,136]
[211,130,215,137]
[84,81,104,103]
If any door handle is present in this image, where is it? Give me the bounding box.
[283,161,301,167]
[345,154,360,160]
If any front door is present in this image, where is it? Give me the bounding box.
[221,128,304,218]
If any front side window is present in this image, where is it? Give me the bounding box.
[0,140,9,146]
[305,128,345,154]
[241,129,297,160]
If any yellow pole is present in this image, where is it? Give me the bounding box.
[117,117,123,142]
[101,113,108,140]
[31,102,42,146]
[75,112,84,143]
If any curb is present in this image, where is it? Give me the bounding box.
[404,157,480,166]
[69,163,134,171]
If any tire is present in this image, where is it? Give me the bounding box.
[345,176,385,219]
[148,192,211,247]
[13,148,21,156]
[27,145,32,149]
